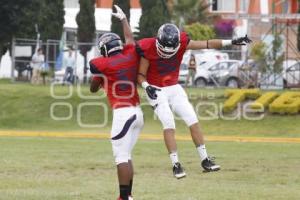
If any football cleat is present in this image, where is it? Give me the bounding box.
[201,157,220,172]
[173,162,186,179]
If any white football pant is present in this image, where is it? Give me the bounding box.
[110,106,144,165]
[146,84,198,130]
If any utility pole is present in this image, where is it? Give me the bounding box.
[11,37,16,82]
[272,0,276,35]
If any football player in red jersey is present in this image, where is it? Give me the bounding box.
[89,6,143,200]
[137,23,251,178]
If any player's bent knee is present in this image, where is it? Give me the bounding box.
[186,118,199,127]
[161,120,175,130]
[113,150,130,165]
[157,109,176,129]
[162,123,175,130]
[115,154,130,165]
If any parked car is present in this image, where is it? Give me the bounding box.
[282,60,300,88]
[193,60,242,88]
[178,49,229,85]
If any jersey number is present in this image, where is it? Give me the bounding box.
[116,67,137,91]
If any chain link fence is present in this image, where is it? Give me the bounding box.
[10,37,300,88]
[11,38,98,84]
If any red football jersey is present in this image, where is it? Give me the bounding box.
[137,32,190,87]
[89,44,140,109]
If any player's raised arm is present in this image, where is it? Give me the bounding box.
[111,5,134,45]
[187,35,252,50]
[137,56,161,100]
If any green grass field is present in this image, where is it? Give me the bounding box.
[0,137,300,200]
[0,80,300,199]
[0,81,300,137]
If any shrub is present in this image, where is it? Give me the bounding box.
[250,42,269,73]
[269,92,300,114]
[223,89,260,113]
[184,23,216,40]
[251,92,279,110]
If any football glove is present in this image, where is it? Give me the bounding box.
[232,35,252,46]
[111,5,126,21]
[146,85,161,100]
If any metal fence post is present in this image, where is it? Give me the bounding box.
[74,34,78,84]
[11,37,16,82]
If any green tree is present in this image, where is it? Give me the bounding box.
[76,0,96,83]
[0,0,64,67]
[251,42,269,73]
[270,34,284,73]
[111,0,130,41]
[184,23,215,40]
[0,0,32,63]
[171,0,211,28]
[14,0,43,39]
[12,0,64,41]
[138,0,170,38]
[39,0,65,41]
[251,34,284,73]
[15,0,64,76]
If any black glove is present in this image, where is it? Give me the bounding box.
[146,85,161,100]
[232,35,252,46]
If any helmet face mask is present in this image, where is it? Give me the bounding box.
[156,23,181,59]
[97,33,123,57]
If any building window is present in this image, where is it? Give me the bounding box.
[211,0,236,12]
[282,1,289,14]
[64,0,79,8]
[239,0,249,13]
[66,31,76,42]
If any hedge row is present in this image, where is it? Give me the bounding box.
[269,92,300,114]
[251,92,279,110]
[223,89,261,113]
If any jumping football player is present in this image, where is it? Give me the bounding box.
[89,6,143,200]
[137,23,251,178]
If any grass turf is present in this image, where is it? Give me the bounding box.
[0,136,299,200]
[0,82,299,137]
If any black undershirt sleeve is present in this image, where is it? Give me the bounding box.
[89,61,102,75]
[135,42,145,58]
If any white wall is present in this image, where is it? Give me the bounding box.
[0,52,16,78]
[64,8,142,32]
